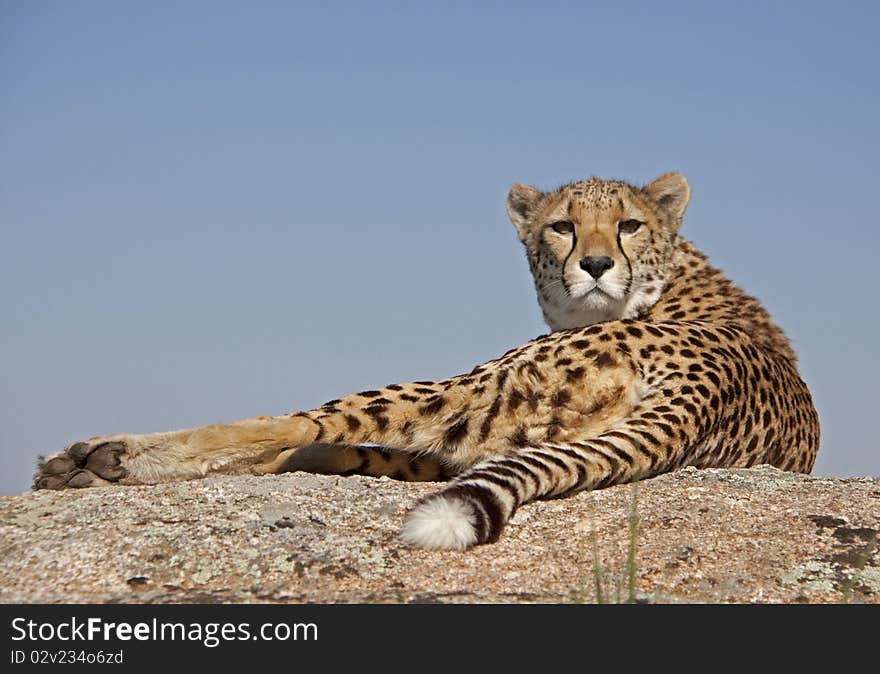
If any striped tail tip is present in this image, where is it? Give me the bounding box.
[400,484,506,550]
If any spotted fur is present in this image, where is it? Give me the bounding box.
[33,173,820,550]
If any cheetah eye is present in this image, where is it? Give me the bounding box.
[618,219,643,234]
[549,220,574,235]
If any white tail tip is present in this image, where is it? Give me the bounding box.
[400,494,479,550]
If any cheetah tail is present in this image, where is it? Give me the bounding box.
[400,430,668,550]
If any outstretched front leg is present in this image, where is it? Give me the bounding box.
[34,330,639,490]
[34,414,325,489]
[33,372,508,488]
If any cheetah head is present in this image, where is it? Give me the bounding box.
[507,173,690,331]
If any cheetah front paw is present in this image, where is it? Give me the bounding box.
[34,438,132,489]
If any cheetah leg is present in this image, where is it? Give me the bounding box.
[33,380,477,489]
[270,443,455,482]
[34,329,647,491]
[33,414,324,489]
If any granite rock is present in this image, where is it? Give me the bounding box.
[1,466,877,604]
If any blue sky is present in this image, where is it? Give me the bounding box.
[1,1,878,493]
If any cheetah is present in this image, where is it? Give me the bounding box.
[33,172,820,550]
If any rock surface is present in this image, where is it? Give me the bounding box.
[1,466,878,604]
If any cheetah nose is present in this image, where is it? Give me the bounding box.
[579,256,614,279]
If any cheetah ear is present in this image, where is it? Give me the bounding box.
[644,173,690,228]
[506,183,543,242]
